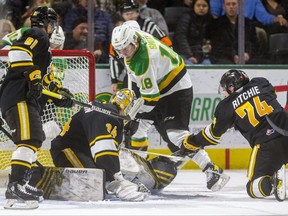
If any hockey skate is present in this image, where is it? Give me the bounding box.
[272,164,286,202]
[4,181,43,209]
[203,162,230,192]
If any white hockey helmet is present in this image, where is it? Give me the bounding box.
[50,26,65,50]
[123,20,140,31]
[111,24,138,51]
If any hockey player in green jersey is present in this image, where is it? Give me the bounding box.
[179,69,288,201]
[111,22,230,192]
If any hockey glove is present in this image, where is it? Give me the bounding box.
[106,172,150,202]
[57,87,73,99]
[24,66,42,101]
[53,97,74,108]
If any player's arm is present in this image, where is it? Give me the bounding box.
[182,102,234,153]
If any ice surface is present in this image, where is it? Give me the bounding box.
[0,170,287,215]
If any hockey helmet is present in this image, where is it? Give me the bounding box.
[120,0,139,13]
[219,69,250,94]
[111,24,138,52]
[31,6,58,29]
[110,88,136,115]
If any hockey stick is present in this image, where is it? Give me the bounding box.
[42,89,144,121]
[0,118,13,139]
[122,147,185,161]
[266,115,288,136]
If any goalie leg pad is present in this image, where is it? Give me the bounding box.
[30,167,105,201]
[120,148,158,190]
[149,156,178,190]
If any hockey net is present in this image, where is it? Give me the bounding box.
[0,50,95,170]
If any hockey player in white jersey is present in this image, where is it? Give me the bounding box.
[111,22,230,192]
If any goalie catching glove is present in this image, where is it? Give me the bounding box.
[106,172,150,202]
[24,65,42,101]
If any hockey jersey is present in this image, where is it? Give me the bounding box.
[191,77,284,148]
[124,31,192,113]
[51,102,124,176]
[0,27,51,113]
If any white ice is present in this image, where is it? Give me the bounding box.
[0,170,287,215]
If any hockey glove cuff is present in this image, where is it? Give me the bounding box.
[24,65,42,101]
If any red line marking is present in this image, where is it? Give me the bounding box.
[274,85,288,92]
[225,148,230,169]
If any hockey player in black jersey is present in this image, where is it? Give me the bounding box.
[50,89,150,202]
[179,69,288,201]
[0,6,74,209]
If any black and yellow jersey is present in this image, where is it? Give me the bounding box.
[0,27,51,113]
[191,77,284,148]
[51,102,124,160]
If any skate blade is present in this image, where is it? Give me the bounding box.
[274,165,286,202]
[210,173,230,192]
[4,199,39,210]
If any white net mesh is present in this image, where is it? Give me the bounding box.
[0,50,95,169]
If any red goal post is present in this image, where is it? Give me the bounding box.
[0,49,96,170]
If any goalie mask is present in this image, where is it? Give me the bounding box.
[110,88,136,115]
[50,26,65,50]
[219,69,249,95]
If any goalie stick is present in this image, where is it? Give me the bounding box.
[42,89,144,121]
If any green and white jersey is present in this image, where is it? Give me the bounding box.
[0,27,30,49]
[125,31,192,113]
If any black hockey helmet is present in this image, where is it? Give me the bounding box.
[31,6,58,29]
[219,69,249,94]
[120,0,139,13]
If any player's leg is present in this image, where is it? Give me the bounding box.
[3,102,45,209]
[158,88,229,191]
[124,119,153,152]
[246,137,287,201]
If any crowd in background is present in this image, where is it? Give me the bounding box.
[1,0,288,64]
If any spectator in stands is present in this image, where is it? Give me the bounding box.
[210,0,288,63]
[4,0,29,29]
[63,17,104,62]
[22,0,52,27]
[210,0,287,25]
[262,0,288,35]
[207,0,258,64]
[0,19,16,39]
[146,0,167,15]
[63,0,115,63]
[135,0,169,34]
[173,0,213,65]
[51,1,73,28]
[173,0,194,7]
